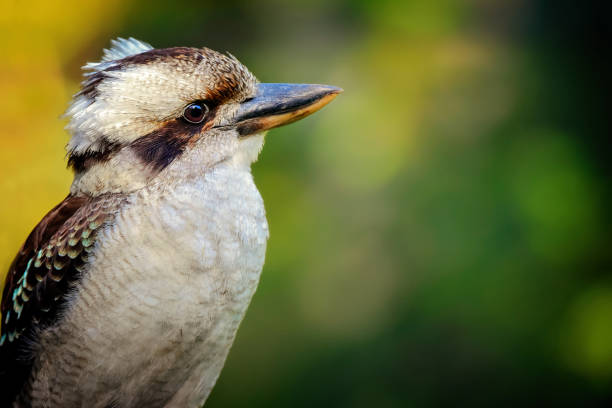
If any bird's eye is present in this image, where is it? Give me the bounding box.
[182,102,208,124]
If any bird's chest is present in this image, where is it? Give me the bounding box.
[39,168,268,406]
[114,172,269,329]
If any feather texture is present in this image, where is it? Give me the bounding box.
[0,193,127,406]
[82,37,153,73]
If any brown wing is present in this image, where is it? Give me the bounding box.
[0,193,127,405]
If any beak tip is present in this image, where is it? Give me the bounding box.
[319,86,342,104]
[326,85,344,95]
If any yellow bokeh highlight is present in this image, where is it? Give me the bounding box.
[312,35,508,193]
[560,287,612,380]
[0,0,125,291]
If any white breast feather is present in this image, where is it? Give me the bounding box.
[30,150,269,407]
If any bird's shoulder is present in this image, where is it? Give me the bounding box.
[0,192,127,404]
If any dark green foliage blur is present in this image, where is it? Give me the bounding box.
[29,0,612,406]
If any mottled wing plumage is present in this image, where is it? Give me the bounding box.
[0,193,126,404]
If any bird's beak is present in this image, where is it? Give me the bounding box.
[232,83,342,136]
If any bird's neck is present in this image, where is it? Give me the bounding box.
[70,134,265,197]
[70,148,154,196]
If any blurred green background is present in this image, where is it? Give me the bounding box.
[1,0,610,406]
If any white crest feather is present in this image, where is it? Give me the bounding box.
[83,37,154,74]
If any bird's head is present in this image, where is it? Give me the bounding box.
[65,38,341,195]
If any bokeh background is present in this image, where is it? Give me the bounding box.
[1,0,610,406]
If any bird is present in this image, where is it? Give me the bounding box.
[0,37,341,407]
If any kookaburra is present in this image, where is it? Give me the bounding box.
[0,38,340,407]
